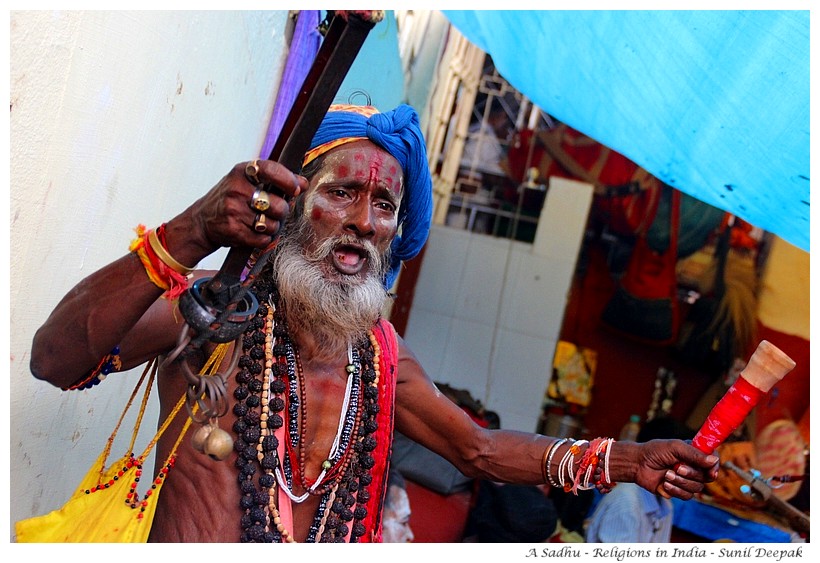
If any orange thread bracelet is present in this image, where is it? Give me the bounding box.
[130,224,190,300]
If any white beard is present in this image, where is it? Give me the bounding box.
[271,214,390,360]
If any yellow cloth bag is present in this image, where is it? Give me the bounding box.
[15,448,168,542]
[15,347,226,542]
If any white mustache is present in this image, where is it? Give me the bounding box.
[307,234,385,276]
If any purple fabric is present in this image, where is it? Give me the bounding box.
[259,10,323,159]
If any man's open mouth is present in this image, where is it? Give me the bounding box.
[331,243,368,276]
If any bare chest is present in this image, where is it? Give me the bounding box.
[153,343,363,542]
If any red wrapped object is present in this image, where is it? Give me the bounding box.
[692,340,796,455]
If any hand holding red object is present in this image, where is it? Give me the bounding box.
[656,341,795,498]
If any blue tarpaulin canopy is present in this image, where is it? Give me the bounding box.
[443,10,810,252]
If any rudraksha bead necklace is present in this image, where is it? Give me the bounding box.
[232,277,381,542]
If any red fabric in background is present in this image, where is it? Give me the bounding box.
[404,479,473,543]
[558,243,809,442]
[507,125,661,237]
[507,126,638,186]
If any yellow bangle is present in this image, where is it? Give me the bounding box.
[147,228,194,276]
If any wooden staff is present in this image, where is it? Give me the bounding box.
[170,11,384,429]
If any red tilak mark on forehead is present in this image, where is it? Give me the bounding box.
[390,165,397,175]
[369,151,385,180]
[337,165,349,177]
[354,152,364,161]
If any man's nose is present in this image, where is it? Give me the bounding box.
[345,199,375,237]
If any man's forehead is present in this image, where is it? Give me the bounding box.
[317,140,405,199]
[322,139,401,168]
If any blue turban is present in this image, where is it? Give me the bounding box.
[305,104,433,288]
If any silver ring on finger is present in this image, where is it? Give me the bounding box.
[253,213,267,233]
[250,188,271,212]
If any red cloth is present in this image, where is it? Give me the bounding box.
[507,125,662,236]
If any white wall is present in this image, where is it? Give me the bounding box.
[404,178,593,432]
[9,10,290,540]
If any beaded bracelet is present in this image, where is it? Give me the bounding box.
[573,437,614,494]
[62,345,122,391]
[541,436,618,496]
[544,438,612,496]
[547,437,616,496]
[593,438,615,493]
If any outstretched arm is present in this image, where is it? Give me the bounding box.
[30,160,306,389]
[394,337,718,499]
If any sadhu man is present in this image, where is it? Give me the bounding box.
[30,104,718,542]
